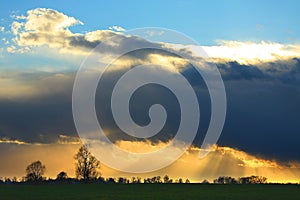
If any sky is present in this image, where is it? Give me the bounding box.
[1,0,300,45]
[0,1,300,183]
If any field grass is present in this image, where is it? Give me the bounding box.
[0,184,299,200]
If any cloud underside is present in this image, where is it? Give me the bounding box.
[0,139,299,183]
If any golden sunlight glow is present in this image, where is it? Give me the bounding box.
[147,53,188,73]
[115,140,169,153]
[0,140,299,183]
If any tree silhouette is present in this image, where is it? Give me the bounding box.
[56,171,68,180]
[106,177,116,183]
[131,177,141,183]
[239,176,267,184]
[163,175,170,183]
[74,145,100,180]
[25,160,46,181]
[213,176,237,184]
[201,179,210,184]
[118,177,129,184]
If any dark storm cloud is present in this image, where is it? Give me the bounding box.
[0,72,76,143]
[219,79,300,161]
[217,58,300,85]
[217,61,269,81]
[210,59,300,161]
[1,57,300,162]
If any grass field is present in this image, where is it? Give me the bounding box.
[0,184,299,200]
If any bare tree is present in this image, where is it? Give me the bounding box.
[74,145,100,180]
[25,160,46,181]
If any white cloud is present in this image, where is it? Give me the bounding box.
[0,137,29,145]
[10,8,137,56]
[10,14,26,20]
[0,26,4,32]
[145,30,164,37]
[6,45,30,53]
[11,21,23,35]
[57,134,81,145]
[2,38,9,45]
[109,25,125,32]
[24,8,83,32]
[0,134,82,146]
[187,40,300,65]
[11,8,85,53]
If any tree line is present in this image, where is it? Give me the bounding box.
[0,145,287,185]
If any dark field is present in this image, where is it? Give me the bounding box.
[0,184,299,200]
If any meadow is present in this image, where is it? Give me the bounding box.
[0,183,299,200]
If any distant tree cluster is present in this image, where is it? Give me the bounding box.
[144,176,162,183]
[1,145,296,185]
[213,176,268,184]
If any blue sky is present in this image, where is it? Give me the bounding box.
[0,0,299,45]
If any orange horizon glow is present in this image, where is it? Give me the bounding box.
[0,139,299,184]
